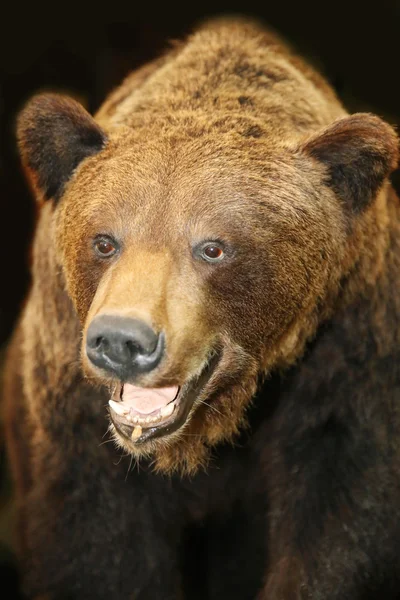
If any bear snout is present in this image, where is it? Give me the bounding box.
[86,314,165,380]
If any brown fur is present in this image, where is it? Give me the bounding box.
[4,16,400,599]
[10,18,399,475]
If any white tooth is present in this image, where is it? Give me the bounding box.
[160,402,175,418]
[133,416,139,424]
[109,400,129,416]
[131,425,142,441]
[146,416,152,423]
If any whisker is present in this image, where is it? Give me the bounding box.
[98,438,114,447]
[125,455,134,481]
[197,399,224,417]
[114,452,129,466]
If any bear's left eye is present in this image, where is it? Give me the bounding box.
[195,241,226,263]
[93,236,118,258]
[203,244,224,261]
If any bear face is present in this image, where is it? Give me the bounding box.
[55,131,348,461]
[17,40,398,473]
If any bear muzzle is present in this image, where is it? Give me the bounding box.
[85,313,223,445]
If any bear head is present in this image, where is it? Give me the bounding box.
[17,93,398,472]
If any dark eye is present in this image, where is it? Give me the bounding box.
[93,236,118,258]
[198,242,225,263]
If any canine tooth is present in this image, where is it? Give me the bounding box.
[160,402,175,418]
[131,426,142,441]
[109,400,129,416]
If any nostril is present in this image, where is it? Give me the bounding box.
[91,336,109,352]
[126,339,139,356]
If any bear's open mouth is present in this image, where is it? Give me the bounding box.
[108,352,221,444]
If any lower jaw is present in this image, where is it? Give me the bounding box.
[110,394,188,444]
[110,352,221,445]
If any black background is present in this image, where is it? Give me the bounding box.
[0,1,399,595]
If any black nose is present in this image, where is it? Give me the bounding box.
[86,315,164,379]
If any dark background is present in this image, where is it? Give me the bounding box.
[0,1,399,596]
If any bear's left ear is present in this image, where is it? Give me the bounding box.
[300,113,398,212]
[17,93,107,202]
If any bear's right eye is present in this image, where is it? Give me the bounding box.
[93,236,118,258]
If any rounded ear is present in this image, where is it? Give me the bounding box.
[17,93,107,202]
[300,113,399,212]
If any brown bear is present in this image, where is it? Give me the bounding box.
[3,16,400,600]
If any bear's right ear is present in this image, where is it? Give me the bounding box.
[300,113,398,213]
[17,93,107,202]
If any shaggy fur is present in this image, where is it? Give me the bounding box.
[4,17,400,599]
